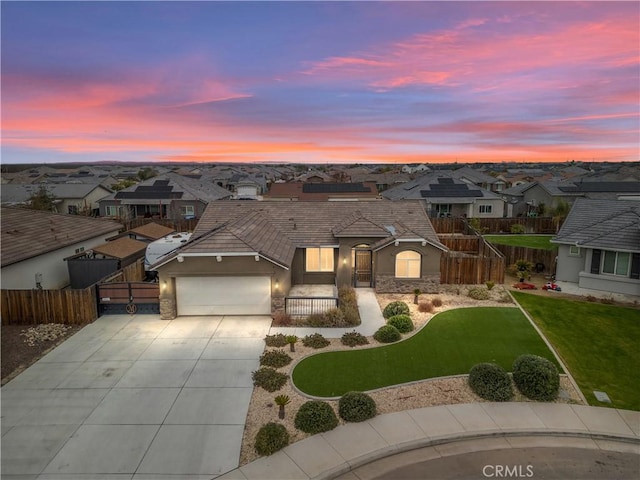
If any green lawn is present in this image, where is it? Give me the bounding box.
[484,235,555,250]
[292,307,560,397]
[512,292,640,411]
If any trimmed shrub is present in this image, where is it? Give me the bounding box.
[338,286,358,307]
[264,333,287,347]
[510,223,526,234]
[432,297,443,307]
[302,333,330,349]
[339,391,377,422]
[382,301,410,319]
[254,422,289,456]
[252,367,288,392]
[341,330,369,347]
[387,314,414,333]
[342,305,360,326]
[418,301,434,313]
[294,401,338,434]
[259,349,293,368]
[373,324,401,343]
[512,354,560,401]
[468,363,514,401]
[468,287,490,300]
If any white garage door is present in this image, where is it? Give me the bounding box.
[176,276,271,315]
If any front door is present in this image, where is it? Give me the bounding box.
[353,249,372,287]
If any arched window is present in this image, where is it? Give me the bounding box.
[395,251,421,278]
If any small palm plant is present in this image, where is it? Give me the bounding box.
[274,394,291,419]
[285,335,298,352]
[413,288,422,304]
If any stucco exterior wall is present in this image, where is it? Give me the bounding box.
[0,231,120,289]
[374,242,442,293]
[156,255,289,318]
[555,244,584,282]
[469,198,505,218]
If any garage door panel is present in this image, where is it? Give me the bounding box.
[176,277,271,315]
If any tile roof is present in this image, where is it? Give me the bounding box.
[382,172,500,201]
[1,207,123,267]
[174,200,446,265]
[91,237,148,260]
[553,199,640,252]
[1,184,110,205]
[129,223,176,240]
[265,182,379,200]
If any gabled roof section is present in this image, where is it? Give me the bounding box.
[553,199,640,252]
[1,207,122,267]
[381,172,499,201]
[176,211,296,268]
[331,211,391,237]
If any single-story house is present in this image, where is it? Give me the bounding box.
[1,207,122,289]
[552,198,640,297]
[152,200,448,318]
[264,182,380,201]
[1,183,112,215]
[382,173,505,218]
[98,174,232,220]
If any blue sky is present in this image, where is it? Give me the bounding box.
[2,1,638,164]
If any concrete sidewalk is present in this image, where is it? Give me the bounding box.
[269,288,385,339]
[220,402,640,480]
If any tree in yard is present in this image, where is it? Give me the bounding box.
[28,185,57,211]
[110,177,137,191]
[137,168,157,181]
[550,200,570,233]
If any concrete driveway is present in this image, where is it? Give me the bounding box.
[1,313,272,479]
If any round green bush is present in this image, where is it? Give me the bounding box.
[387,314,414,333]
[302,333,330,349]
[338,391,377,422]
[294,400,338,434]
[252,367,288,392]
[468,363,514,401]
[254,422,289,456]
[264,333,288,347]
[341,330,369,347]
[259,349,293,368]
[512,354,560,401]
[382,301,410,319]
[373,324,401,343]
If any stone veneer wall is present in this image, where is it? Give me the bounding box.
[375,274,440,294]
[271,296,285,315]
[160,297,177,320]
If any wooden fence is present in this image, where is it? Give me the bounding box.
[491,244,558,273]
[432,217,560,235]
[439,234,505,284]
[1,259,148,325]
[440,253,505,285]
[118,217,198,233]
[1,287,97,325]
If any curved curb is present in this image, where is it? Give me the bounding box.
[223,403,639,480]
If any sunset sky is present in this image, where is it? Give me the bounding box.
[2,1,638,165]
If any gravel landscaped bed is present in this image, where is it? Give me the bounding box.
[239,285,585,466]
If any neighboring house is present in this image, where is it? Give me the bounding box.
[1,183,112,215]
[98,175,232,220]
[264,182,380,201]
[127,222,177,242]
[348,172,411,192]
[447,167,506,193]
[502,180,640,217]
[153,200,447,318]
[227,173,268,199]
[1,207,122,289]
[552,199,640,297]
[382,173,505,218]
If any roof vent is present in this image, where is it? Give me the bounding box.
[384,225,396,235]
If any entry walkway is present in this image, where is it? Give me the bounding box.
[220,402,640,480]
[269,288,385,339]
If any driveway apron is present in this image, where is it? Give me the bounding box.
[1,314,272,479]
